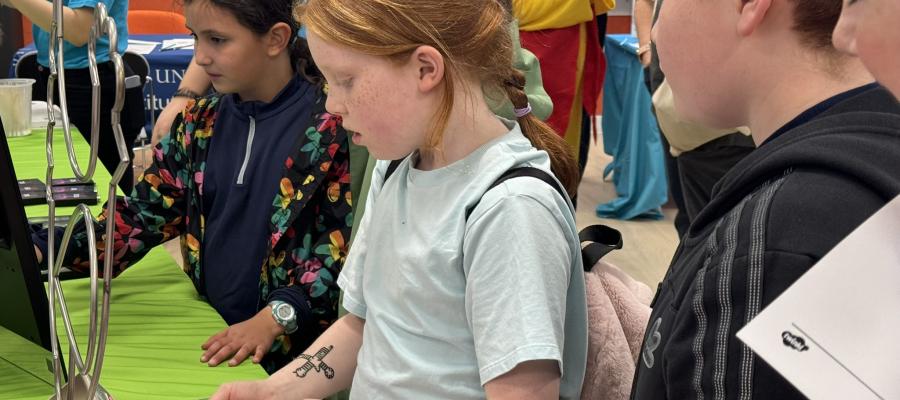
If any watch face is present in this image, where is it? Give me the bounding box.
[276,305,293,319]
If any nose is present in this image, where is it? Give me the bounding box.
[832,12,858,55]
[324,86,347,116]
[194,40,213,66]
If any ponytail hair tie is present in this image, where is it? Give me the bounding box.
[514,103,532,118]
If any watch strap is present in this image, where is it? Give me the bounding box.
[173,88,201,99]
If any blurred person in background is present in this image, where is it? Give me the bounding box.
[2,0,144,192]
[634,0,755,237]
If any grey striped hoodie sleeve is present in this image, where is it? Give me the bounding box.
[664,177,813,400]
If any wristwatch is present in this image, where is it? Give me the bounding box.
[269,301,298,335]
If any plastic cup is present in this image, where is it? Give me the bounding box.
[0,78,36,137]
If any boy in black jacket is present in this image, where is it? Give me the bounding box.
[631,0,900,398]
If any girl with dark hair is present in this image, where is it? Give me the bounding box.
[33,0,352,373]
[148,0,324,145]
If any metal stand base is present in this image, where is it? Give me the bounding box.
[48,375,112,400]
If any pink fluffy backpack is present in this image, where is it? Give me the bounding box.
[578,225,653,400]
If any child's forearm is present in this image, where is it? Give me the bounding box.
[9,0,95,47]
[266,314,365,398]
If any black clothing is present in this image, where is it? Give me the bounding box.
[631,85,900,399]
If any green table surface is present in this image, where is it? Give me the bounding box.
[1,129,268,399]
[0,325,53,399]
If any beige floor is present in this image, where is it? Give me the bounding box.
[150,128,681,289]
[575,136,678,290]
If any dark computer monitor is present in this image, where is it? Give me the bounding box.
[0,116,58,385]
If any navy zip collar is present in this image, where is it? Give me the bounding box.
[223,75,313,121]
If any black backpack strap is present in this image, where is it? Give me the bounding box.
[579,224,623,271]
[383,158,404,184]
[464,167,567,220]
[462,167,623,270]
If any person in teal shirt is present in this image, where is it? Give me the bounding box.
[4,0,145,193]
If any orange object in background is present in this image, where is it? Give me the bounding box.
[20,16,31,46]
[127,10,189,35]
[130,0,183,12]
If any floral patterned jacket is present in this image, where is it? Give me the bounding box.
[65,86,352,370]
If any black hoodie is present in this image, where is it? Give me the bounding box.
[631,85,900,399]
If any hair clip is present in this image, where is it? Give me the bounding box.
[514,103,532,118]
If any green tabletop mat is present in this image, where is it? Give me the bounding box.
[0,326,55,399]
[1,250,268,399]
[2,128,267,399]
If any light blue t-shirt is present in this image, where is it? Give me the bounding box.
[338,121,588,399]
[33,0,129,69]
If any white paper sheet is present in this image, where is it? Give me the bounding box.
[159,38,194,52]
[126,39,160,55]
[737,195,900,400]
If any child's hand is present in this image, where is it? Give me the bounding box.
[201,306,284,367]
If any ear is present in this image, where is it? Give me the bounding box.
[409,46,445,93]
[735,0,773,37]
[266,22,294,57]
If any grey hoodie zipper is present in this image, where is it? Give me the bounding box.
[236,116,256,184]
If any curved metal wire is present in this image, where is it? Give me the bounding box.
[45,2,64,397]
[45,2,129,399]
[58,6,100,182]
[50,205,97,374]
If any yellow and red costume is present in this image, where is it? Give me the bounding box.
[514,0,613,157]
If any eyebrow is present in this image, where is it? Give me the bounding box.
[315,61,349,74]
[185,25,228,36]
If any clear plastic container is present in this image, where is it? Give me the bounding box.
[0,79,36,137]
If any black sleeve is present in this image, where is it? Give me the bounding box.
[662,251,812,399]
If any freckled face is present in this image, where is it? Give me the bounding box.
[307,31,437,160]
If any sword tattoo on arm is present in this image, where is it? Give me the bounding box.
[294,345,335,380]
